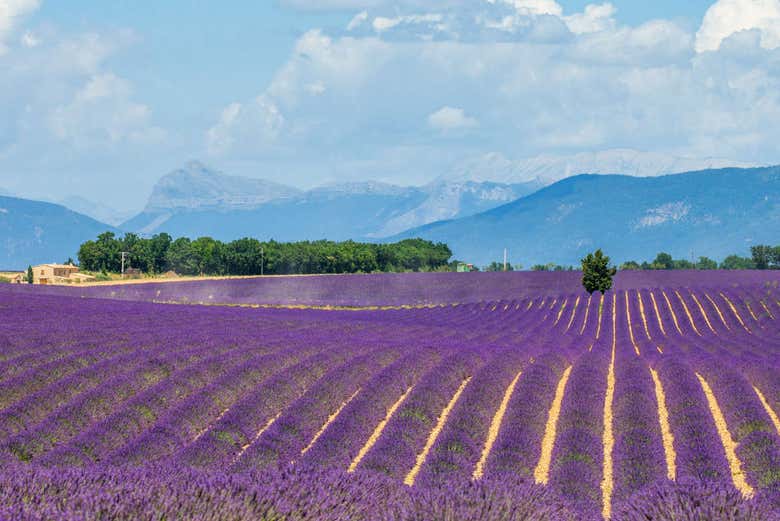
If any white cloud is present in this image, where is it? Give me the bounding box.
[428,106,479,131]
[564,3,616,35]
[206,96,285,156]
[48,73,165,147]
[696,0,780,52]
[347,11,369,31]
[372,13,444,33]
[495,0,563,17]
[284,0,469,9]
[20,30,39,47]
[428,106,479,132]
[0,0,39,53]
[205,2,780,181]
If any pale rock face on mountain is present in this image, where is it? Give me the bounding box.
[395,166,780,267]
[373,179,541,237]
[123,161,535,239]
[144,160,301,213]
[448,149,759,185]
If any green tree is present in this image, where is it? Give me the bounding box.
[581,249,617,294]
[77,240,102,271]
[26,265,34,284]
[485,261,514,272]
[191,237,224,275]
[696,256,718,270]
[720,255,755,270]
[149,233,173,274]
[651,252,674,270]
[166,237,199,275]
[620,260,641,270]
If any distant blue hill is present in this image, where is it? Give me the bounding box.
[0,196,116,270]
[392,166,780,267]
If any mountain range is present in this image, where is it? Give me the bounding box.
[395,166,780,267]
[121,161,540,240]
[2,155,777,270]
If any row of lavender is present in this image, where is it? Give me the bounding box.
[8,269,778,306]
[0,284,778,519]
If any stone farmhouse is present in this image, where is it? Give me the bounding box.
[14,264,96,284]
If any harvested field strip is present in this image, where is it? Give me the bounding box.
[565,296,580,333]
[674,290,702,336]
[533,365,572,484]
[403,377,471,486]
[473,370,523,480]
[752,386,780,435]
[704,293,731,330]
[637,291,651,340]
[301,389,361,456]
[554,299,568,326]
[580,294,593,335]
[595,294,605,340]
[746,302,759,321]
[625,291,640,356]
[232,414,281,464]
[760,300,775,320]
[649,291,667,336]
[601,292,617,519]
[689,293,716,334]
[348,387,413,473]
[661,291,683,335]
[649,367,676,481]
[720,292,751,334]
[695,373,754,498]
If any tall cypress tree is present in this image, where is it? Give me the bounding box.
[26,265,34,284]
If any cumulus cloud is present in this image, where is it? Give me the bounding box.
[49,73,165,148]
[493,0,563,17]
[200,0,780,186]
[0,0,40,53]
[283,0,469,10]
[206,96,285,156]
[696,0,780,52]
[372,13,444,33]
[1,26,166,172]
[564,3,616,35]
[428,106,479,131]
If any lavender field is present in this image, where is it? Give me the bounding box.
[0,272,779,520]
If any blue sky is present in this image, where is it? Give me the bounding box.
[1,0,779,212]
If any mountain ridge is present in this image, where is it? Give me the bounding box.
[393,166,780,266]
[0,196,119,269]
[122,161,536,239]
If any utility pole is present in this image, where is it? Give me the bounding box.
[120,251,129,277]
[503,248,508,272]
[260,247,264,276]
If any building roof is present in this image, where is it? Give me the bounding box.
[34,264,79,269]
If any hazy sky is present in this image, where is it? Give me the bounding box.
[1,0,779,211]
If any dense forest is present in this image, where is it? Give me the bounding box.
[77,233,453,276]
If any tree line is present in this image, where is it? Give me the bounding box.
[620,245,780,271]
[77,233,453,276]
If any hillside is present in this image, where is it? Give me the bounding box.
[394,166,780,266]
[0,196,116,269]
